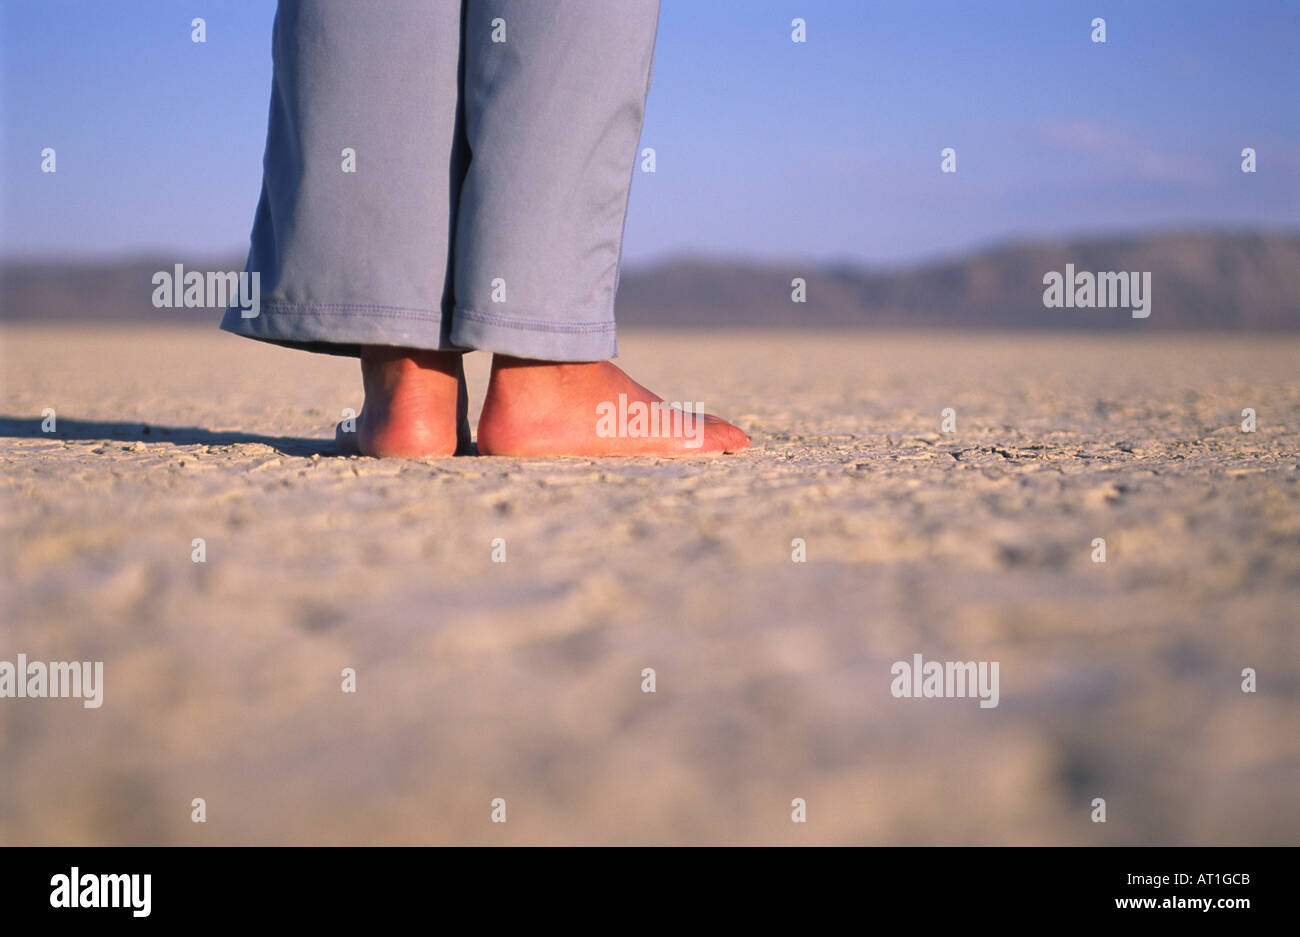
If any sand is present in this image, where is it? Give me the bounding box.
[1,324,1297,845]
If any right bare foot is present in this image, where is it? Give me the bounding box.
[335,346,469,458]
[476,356,750,457]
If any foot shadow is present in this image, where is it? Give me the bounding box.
[0,415,338,457]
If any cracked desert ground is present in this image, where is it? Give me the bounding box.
[2,325,1297,845]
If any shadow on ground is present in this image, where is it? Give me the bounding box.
[0,416,335,457]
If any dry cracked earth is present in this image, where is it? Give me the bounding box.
[1,325,1297,844]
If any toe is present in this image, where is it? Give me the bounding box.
[701,413,750,454]
[722,423,751,453]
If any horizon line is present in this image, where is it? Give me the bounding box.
[3,224,1299,273]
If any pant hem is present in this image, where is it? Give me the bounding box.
[219,300,458,357]
[450,305,617,361]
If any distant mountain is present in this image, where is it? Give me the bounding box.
[615,232,1300,329]
[3,232,1299,329]
[0,255,248,325]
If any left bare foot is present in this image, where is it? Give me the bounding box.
[335,346,470,458]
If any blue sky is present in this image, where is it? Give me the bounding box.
[3,0,1297,265]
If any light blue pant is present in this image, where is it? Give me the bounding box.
[221,0,660,361]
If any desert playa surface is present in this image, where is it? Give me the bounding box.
[1,325,1297,845]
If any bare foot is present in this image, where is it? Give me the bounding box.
[335,346,470,458]
[476,356,750,457]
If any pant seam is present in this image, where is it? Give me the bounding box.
[255,301,444,319]
[611,2,662,305]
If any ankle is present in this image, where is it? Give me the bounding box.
[488,355,604,391]
[361,346,461,392]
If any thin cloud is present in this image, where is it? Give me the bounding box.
[1037,118,1214,184]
